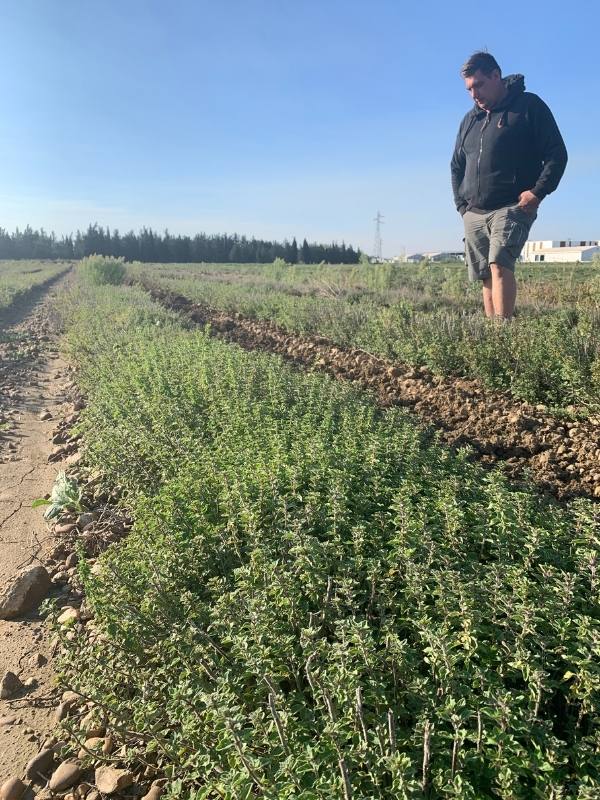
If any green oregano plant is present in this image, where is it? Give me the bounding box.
[52,281,600,799]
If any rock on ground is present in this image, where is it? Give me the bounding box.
[0,566,51,620]
[24,748,55,781]
[94,767,134,795]
[48,760,82,792]
[141,783,165,800]
[0,777,26,800]
[0,672,24,700]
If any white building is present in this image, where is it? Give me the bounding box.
[522,239,600,263]
[398,251,464,263]
[425,251,464,262]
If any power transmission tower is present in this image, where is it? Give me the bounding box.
[373,211,384,261]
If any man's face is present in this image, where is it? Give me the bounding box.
[464,69,504,111]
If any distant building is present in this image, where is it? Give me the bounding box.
[400,251,464,263]
[522,239,600,263]
[425,251,464,262]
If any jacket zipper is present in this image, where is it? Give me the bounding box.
[477,112,491,199]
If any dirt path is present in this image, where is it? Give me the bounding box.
[0,283,74,782]
[144,283,600,503]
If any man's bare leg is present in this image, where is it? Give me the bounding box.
[482,277,495,318]
[490,263,516,319]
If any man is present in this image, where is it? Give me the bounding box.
[451,52,567,319]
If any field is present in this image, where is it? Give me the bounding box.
[0,260,70,315]
[27,256,595,799]
[128,260,600,414]
[2,256,597,799]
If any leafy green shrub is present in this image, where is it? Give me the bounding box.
[55,284,600,798]
[129,264,600,412]
[79,254,126,286]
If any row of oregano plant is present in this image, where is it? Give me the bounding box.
[55,280,600,798]
[129,262,600,412]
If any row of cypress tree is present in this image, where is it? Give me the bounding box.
[0,224,361,264]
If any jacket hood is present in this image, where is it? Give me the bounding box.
[499,73,525,105]
[472,73,526,115]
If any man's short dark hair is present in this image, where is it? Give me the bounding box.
[461,52,501,78]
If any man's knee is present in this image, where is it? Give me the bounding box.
[490,262,512,278]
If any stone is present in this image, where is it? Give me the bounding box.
[57,607,79,625]
[49,544,68,560]
[77,513,94,528]
[77,736,104,759]
[52,741,70,758]
[65,552,79,569]
[55,522,76,535]
[141,783,165,800]
[0,777,26,800]
[0,715,19,726]
[80,710,105,737]
[0,671,24,700]
[0,565,52,619]
[32,652,48,667]
[94,767,134,795]
[81,725,105,739]
[39,411,53,421]
[42,736,57,749]
[74,783,94,800]
[54,702,72,722]
[25,748,55,781]
[49,447,67,462]
[48,761,83,792]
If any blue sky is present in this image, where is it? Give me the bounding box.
[0,0,598,256]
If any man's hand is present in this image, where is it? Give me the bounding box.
[518,190,541,214]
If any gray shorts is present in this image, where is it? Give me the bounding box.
[463,204,537,281]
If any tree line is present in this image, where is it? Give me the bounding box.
[0,224,361,264]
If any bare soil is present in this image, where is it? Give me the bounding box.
[146,284,600,503]
[0,281,76,782]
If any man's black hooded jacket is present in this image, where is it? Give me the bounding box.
[451,74,567,215]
